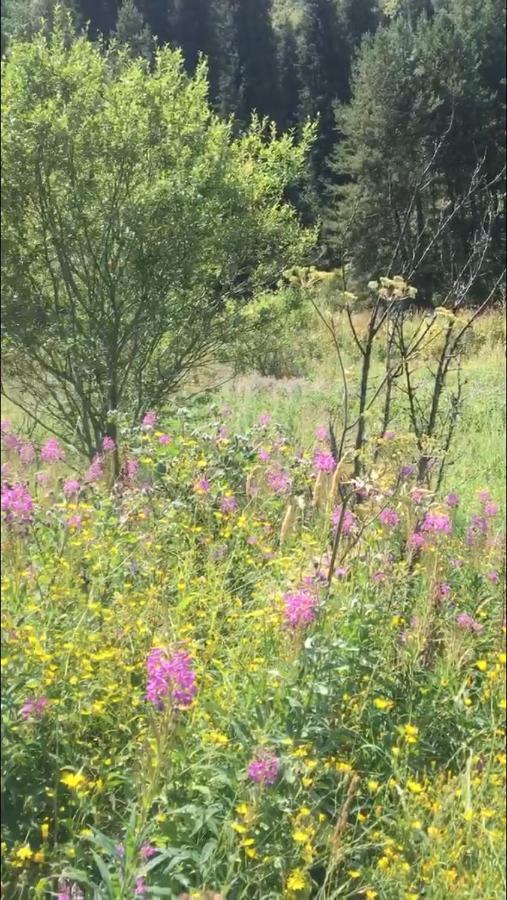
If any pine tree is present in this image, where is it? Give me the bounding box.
[115,0,153,59]
[78,0,118,37]
[324,1,505,293]
[297,0,348,180]
[275,20,302,129]
[167,0,212,72]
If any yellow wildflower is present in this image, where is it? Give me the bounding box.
[374,698,394,710]
[287,869,307,891]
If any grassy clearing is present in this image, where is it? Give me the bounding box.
[1,313,505,899]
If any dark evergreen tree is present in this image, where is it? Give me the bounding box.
[115,0,153,59]
[324,0,505,295]
[2,0,79,43]
[297,0,348,183]
[235,0,277,120]
[78,0,118,37]
[167,0,212,72]
[275,20,302,129]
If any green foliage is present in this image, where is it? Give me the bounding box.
[1,360,505,896]
[324,0,505,294]
[1,20,315,456]
[114,0,153,60]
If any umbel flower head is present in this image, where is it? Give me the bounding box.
[146,648,196,709]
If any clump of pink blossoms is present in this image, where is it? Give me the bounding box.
[1,482,34,526]
[146,648,196,709]
[141,410,158,430]
[85,455,104,483]
[266,468,292,494]
[331,506,356,534]
[20,696,48,720]
[63,479,80,497]
[422,512,452,534]
[379,507,400,528]
[456,613,483,633]
[40,437,65,463]
[283,590,318,629]
[313,450,336,473]
[102,436,116,452]
[220,495,238,514]
[18,441,36,465]
[247,751,280,785]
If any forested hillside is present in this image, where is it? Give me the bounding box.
[2,0,505,291]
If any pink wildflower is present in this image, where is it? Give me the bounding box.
[373,571,386,583]
[258,412,271,428]
[313,450,336,473]
[315,425,329,441]
[446,492,460,508]
[141,410,157,429]
[20,696,48,720]
[194,475,211,494]
[18,442,36,465]
[85,455,104,483]
[331,506,356,534]
[258,449,271,462]
[63,479,80,497]
[484,501,498,518]
[382,430,396,440]
[66,514,82,529]
[456,613,483,633]
[146,648,196,709]
[0,419,13,434]
[409,532,426,549]
[247,751,280,785]
[2,430,20,452]
[283,590,318,629]
[40,437,65,463]
[478,490,491,503]
[140,844,158,861]
[102,436,116,452]
[379,507,400,528]
[134,877,147,897]
[1,482,34,526]
[410,488,427,505]
[158,434,171,445]
[400,464,416,480]
[486,570,499,584]
[266,468,292,494]
[220,495,238,514]
[422,512,452,534]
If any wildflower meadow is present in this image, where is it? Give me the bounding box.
[1,317,505,899]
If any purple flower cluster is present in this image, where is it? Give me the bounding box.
[220,495,238,514]
[422,512,452,534]
[247,751,280,785]
[283,590,318,629]
[40,437,65,463]
[1,482,34,526]
[446,492,460,508]
[20,696,48,720]
[266,468,292,494]
[102,436,116,452]
[146,648,196,709]
[313,450,336,473]
[379,507,400,528]
[85,455,104,483]
[18,441,36,465]
[63,479,80,497]
[456,612,483,634]
[331,506,356,534]
[142,411,158,430]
